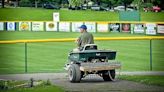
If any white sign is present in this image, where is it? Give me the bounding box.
[133,24,144,33]
[146,23,156,35]
[84,22,96,32]
[53,13,60,22]
[19,22,31,31]
[72,22,83,32]
[0,22,4,31]
[32,22,44,31]
[59,22,70,32]
[7,22,16,31]
[46,22,57,31]
[157,24,164,34]
[97,22,108,32]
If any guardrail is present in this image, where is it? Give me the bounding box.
[0,36,164,73]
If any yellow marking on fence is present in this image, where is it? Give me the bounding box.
[95,36,164,41]
[0,36,164,44]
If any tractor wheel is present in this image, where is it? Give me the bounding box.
[102,70,115,81]
[68,64,81,83]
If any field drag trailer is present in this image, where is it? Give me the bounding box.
[65,44,121,83]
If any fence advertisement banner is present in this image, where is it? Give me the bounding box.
[7,22,16,31]
[121,23,131,32]
[97,22,108,32]
[146,23,156,35]
[32,22,44,31]
[84,22,96,32]
[46,22,57,31]
[133,24,145,33]
[59,22,70,32]
[157,24,164,34]
[0,22,4,31]
[109,23,120,32]
[72,22,83,32]
[19,22,31,31]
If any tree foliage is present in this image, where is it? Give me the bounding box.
[68,0,85,6]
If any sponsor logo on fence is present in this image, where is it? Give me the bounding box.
[59,22,70,32]
[7,22,16,31]
[97,22,108,32]
[109,23,120,32]
[0,22,4,31]
[46,22,57,31]
[72,22,83,32]
[19,22,31,31]
[146,23,156,35]
[133,24,145,33]
[122,23,131,32]
[157,24,164,34]
[32,22,44,31]
[84,22,96,32]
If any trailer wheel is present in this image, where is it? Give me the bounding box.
[102,70,115,81]
[68,64,81,83]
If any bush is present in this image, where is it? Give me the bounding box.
[0,80,9,90]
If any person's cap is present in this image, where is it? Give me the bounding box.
[79,25,87,30]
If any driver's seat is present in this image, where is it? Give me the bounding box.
[82,44,97,51]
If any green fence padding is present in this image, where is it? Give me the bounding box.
[119,11,140,21]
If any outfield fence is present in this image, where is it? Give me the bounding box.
[0,21,164,35]
[0,36,164,73]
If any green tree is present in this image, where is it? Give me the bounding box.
[132,0,143,10]
[68,0,85,7]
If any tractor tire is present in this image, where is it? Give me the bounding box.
[68,64,81,83]
[102,70,115,81]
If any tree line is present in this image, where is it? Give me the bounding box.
[1,0,163,9]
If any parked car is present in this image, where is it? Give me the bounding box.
[143,6,161,12]
[152,6,161,12]
[43,3,60,9]
[100,6,109,11]
[114,6,134,11]
[91,4,109,11]
[91,4,100,11]
[82,4,87,10]
[68,6,81,10]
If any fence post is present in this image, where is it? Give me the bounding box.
[150,40,152,71]
[25,42,27,73]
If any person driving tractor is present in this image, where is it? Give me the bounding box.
[76,24,94,50]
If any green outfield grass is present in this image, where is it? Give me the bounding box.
[119,75,164,86]
[0,32,163,74]
[0,8,164,21]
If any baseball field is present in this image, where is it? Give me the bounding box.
[0,32,163,74]
[0,7,164,92]
[0,8,164,74]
